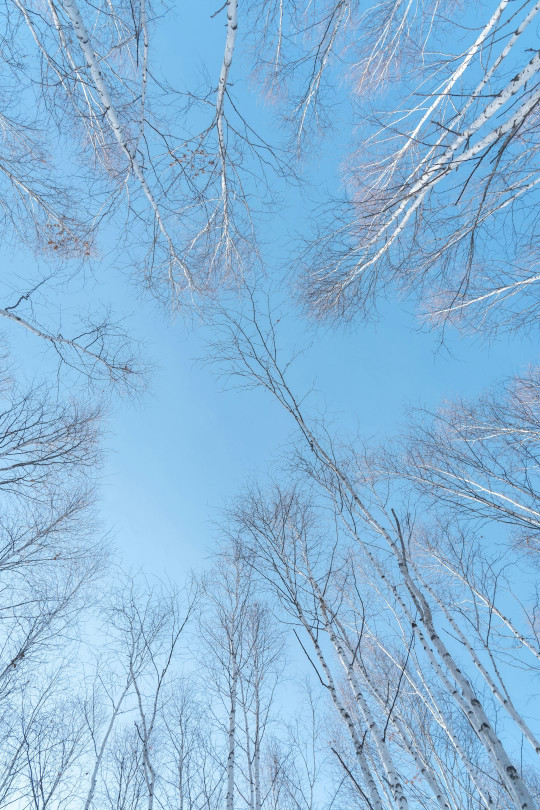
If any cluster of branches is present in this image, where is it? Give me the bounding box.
[0,334,102,804]
[1,0,296,308]
[284,0,540,335]
[0,0,320,395]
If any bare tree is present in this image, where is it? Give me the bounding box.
[245,1,356,153]
[198,543,284,810]
[393,366,540,554]
[161,681,224,810]
[263,686,332,810]
[17,677,88,810]
[5,0,538,335]
[2,0,293,316]
[0,349,107,810]
[207,296,540,809]
[81,574,194,810]
[0,387,99,502]
[0,296,145,394]
[292,0,540,335]
[100,726,147,810]
[0,361,106,691]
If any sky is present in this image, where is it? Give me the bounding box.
[92,292,533,578]
[0,0,537,583]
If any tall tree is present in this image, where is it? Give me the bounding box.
[210,296,540,809]
[198,544,284,810]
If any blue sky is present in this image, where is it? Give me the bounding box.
[94,291,534,577]
[1,0,536,581]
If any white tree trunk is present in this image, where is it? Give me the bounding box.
[83,679,131,810]
[226,663,238,810]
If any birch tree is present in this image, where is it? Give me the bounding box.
[100,727,147,810]
[82,575,193,810]
[0,361,105,694]
[208,297,540,809]
[294,0,540,335]
[0,344,107,808]
[263,687,332,810]
[2,0,291,312]
[394,366,540,554]
[199,544,284,810]
[161,682,224,810]
[5,0,538,333]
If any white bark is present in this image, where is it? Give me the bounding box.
[0,308,122,381]
[233,334,535,807]
[282,577,384,809]
[430,552,540,664]
[215,0,238,269]
[307,572,409,809]
[302,429,536,807]
[83,679,132,810]
[226,661,238,810]
[60,0,194,291]
[330,606,454,810]
[416,568,540,756]
[253,704,261,810]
